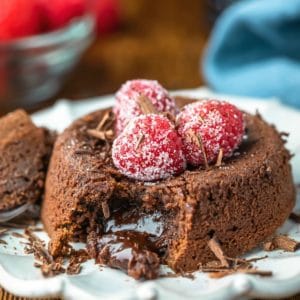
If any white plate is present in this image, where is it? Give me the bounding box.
[1,87,300,300]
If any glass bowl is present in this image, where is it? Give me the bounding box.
[0,15,95,112]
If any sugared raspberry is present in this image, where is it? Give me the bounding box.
[177,100,244,166]
[114,79,177,135]
[112,114,186,181]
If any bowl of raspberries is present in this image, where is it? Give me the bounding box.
[0,0,98,111]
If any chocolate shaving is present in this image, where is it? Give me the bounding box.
[66,249,89,275]
[27,226,44,232]
[74,149,94,155]
[24,228,65,277]
[0,228,8,235]
[138,94,158,114]
[101,201,110,219]
[87,129,114,141]
[0,239,7,245]
[87,111,115,142]
[66,262,81,275]
[280,132,289,137]
[202,238,271,279]
[135,134,145,149]
[11,232,25,238]
[289,212,300,224]
[263,235,300,252]
[187,129,209,169]
[215,148,223,167]
[96,111,114,131]
[225,255,268,264]
[209,268,272,279]
[208,236,229,268]
[163,112,176,124]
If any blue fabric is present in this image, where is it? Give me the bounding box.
[202,0,300,108]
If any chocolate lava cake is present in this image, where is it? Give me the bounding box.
[41,97,295,279]
[0,110,54,212]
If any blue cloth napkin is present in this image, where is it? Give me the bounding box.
[202,0,300,108]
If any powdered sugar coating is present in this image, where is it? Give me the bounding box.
[112,114,186,181]
[113,79,177,135]
[177,100,245,166]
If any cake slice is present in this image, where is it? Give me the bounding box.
[0,110,54,212]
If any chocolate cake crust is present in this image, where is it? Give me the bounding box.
[0,110,54,212]
[41,97,295,276]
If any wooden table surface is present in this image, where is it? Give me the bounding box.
[0,0,299,299]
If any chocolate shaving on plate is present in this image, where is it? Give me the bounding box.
[23,228,65,277]
[209,268,272,279]
[22,227,90,277]
[11,232,25,238]
[66,249,89,275]
[263,235,300,252]
[204,236,271,278]
[0,228,8,236]
[289,212,300,224]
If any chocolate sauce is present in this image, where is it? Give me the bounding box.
[89,232,160,279]
[105,209,163,237]
[87,207,165,279]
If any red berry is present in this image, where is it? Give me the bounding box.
[38,0,86,31]
[177,100,245,166]
[112,114,186,181]
[91,0,120,35]
[0,0,41,40]
[113,79,178,135]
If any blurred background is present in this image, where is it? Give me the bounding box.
[55,0,210,97]
[0,0,229,114]
[1,0,299,114]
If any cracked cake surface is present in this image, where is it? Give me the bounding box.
[41,97,295,278]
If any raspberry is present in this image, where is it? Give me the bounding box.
[112,114,186,181]
[0,0,41,40]
[91,0,120,35]
[114,79,177,135]
[38,0,86,31]
[177,100,244,166]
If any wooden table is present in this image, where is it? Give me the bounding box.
[0,0,299,299]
